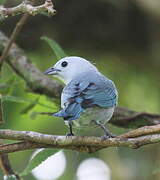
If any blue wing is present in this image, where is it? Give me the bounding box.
[54,72,118,121]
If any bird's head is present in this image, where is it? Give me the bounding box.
[44,56,97,84]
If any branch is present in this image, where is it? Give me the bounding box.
[0,31,160,128]
[0,154,21,180]
[0,31,63,98]
[118,124,160,138]
[0,114,20,179]
[112,107,160,128]
[0,13,30,71]
[0,0,56,71]
[0,127,159,154]
[0,0,56,19]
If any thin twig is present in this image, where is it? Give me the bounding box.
[0,13,29,71]
[118,124,160,138]
[0,131,21,179]
[0,0,56,18]
[0,154,21,180]
[0,0,56,71]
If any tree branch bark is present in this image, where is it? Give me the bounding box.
[0,31,63,98]
[112,107,160,128]
[0,127,159,154]
[0,31,160,128]
[0,0,56,19]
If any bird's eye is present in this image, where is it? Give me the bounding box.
[61,61,68,67]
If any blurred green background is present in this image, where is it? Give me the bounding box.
[0,0,160,179]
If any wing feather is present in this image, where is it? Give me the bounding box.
[54,72,118,120]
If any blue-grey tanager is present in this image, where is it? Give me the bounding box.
[44,56,118,138]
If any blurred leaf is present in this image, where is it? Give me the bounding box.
[153,165,160,174]
[0,96,4,124]
[20,98,39,114]
[20,149,60,176]
[3,175,17,180]
[0,95,53,109]
[0,0,6,5]
[29,111,54,120]
[0,76,17,95]
[41,36,67,60]
[0,83,10,93]
[1,96,28,104]
[29,111,40,120]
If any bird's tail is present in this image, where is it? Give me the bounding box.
[53,103,84,121]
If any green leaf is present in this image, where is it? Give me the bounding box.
[41,36,67,60]
[20,149,60,176]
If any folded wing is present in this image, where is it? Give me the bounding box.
[54,73,118,121]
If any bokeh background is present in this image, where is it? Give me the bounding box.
[0,0,160,179]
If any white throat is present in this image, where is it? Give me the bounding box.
[57,70,86,84]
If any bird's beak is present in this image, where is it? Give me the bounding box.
[43,67,61,75]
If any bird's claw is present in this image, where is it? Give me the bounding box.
[101,133,116,140]
[66,132,75,137]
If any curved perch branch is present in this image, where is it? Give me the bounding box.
[0,126,159,154]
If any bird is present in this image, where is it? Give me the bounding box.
[44,56,118,138]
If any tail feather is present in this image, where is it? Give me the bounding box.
[53,103,84,121]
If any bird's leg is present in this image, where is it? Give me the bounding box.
[66,121,74,137]
[95,121,116,139]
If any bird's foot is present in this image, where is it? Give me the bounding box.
[101,133,116,140]
[66,132,75,137]
[66,121,74,137]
